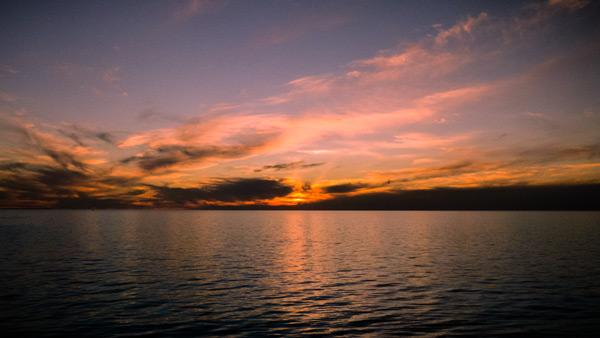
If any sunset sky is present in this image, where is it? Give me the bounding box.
[1,0,599,208]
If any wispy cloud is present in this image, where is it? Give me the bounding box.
[0,64,18,77]
[121,143,270,172]
[53,63,128,97]
[171,0,222,22]
[254,161,324,173]
[0,90,16,103]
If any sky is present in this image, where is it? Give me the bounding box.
[0,0,599,208]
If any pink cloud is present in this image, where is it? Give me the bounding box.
[171,0,220,22]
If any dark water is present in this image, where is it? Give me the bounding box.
[1,210,599,337]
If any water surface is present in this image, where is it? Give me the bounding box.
[1,210,599,336]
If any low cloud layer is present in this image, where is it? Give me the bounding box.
[150,178,294,206]
[322,182,372,194]
[298,185,600,210]
[0,161,142,208]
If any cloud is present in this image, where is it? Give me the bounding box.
[95,132,114,145]
[0,64,18,76]
[322,182,371,194]
[171,0,221,22]
[367,142,600,190]
[254,160,324,173]
[434,12,489,46]
[0,90,17,103]
[548,0,590,11]
[57,125,116,147]
[508,143,600,166]
[101,66,128,96]
[137,108,188,124]
[298,184,600,210]
[0,149,155,208]
[52,63,128,97]
[119,112,284,149]
[121,143,268,171]
[0,115,148,208]
[392,161,479,183]
[150,178,293,205]
[2,117,119,171]
[392,132,472,150]
[262,75,335,105]
[15,125,88,170]
[0,161,143,208]
[102,66,121,84]
[53,194,136,209]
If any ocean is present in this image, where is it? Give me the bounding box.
[1,210,599,336]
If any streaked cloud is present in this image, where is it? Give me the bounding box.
[0,90,16,103]
[254,161,324,173]
[171,0,222,22]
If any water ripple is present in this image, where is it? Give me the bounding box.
[1,210,599,336]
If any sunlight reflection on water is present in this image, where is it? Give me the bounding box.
[1,210,599,336]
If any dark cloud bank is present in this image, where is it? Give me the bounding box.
[0,162,140,209]
[2,162,598,210]
[198,184,599,210]
[0,168,295,208]
[296,185,600,210]
[322,182,373,194]
[151,178,293,205]
[0,153,598,209]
